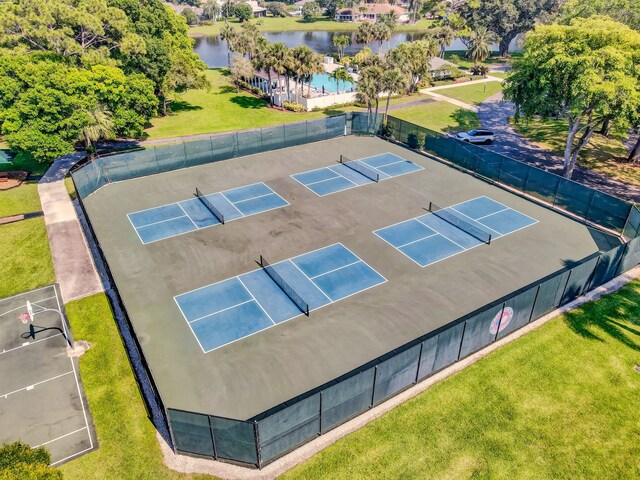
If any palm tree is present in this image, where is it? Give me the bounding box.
[435,26,455,59]
[292,45,313,103]
[306,52,324,97]
[203,0,221,22]
[382,68,406,119]
[372,23,391,54]
[332,34,351,61]
[253,43,277,107]
[379,10,398,30]
[466,27,493,67]
[220,24,237,67]
[80,105,114,160]
[328,68,352,94]
[358,66,384,129]
[270,43,292,109]
[355,23,375,45]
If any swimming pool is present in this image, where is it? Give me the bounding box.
[309,72,356,94]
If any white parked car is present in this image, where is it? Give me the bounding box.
[456,129,495,144]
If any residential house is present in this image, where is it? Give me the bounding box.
[247,0,267,17]
[335,3,408,23]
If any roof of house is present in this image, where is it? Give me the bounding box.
[246,0,267,13]
[430,57,456,70]
[337,4,407,15]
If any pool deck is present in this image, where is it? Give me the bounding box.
[81,135,608,420]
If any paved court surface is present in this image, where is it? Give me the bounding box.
[0,285,96,465]
[81,135,612,419]
[292,152,423,196]
[175,243,386,352]
[128,182,289,243]
[374,196,538,267]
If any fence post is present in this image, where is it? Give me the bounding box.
[615,241,631,277]
[527,285,541,324]
[521,164,533,194]
[583,189,597,222]
[456,321,468,360]
[318,391,323,435]
[558,269,573,306]
[492,303,507,342]
[551,178,563,207]
[209,415,218,460]
[370,366,378,408]
[254,420,262,468]
[414,342,424,383]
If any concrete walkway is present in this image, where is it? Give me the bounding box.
[38,153,103,302]
[478,93,640,202]
[419,76,505,113]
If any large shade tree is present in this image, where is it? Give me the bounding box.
[504,18,640,178]
[457,0,562,57]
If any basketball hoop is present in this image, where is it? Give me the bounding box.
[18,312,31,324]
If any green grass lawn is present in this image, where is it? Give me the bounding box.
[0,218,55,298]
[0,150,50,176]
[146,69,335,140]
[510,117,640,186]
[281,280,640,480]
[0,182,42,217]
[60,294,215,480]
[488,71,511,80]
[433,81,504,106]
[188,17,435,36]
[391,101,481,133]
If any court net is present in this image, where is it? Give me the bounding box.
[259,256,310,316]
[195,188,225,224]
[340,155,380,183]
[428,202,492,244]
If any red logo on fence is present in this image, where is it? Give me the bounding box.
[490,307,514,335]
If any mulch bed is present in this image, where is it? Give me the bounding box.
[0,171,29,190]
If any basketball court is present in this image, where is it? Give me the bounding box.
[0,285,96,465]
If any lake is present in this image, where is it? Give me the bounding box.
[193,31,520,68]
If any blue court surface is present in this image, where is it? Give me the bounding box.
[374,196,538,267]
[291,153,423,196]
[128,182,288,244]
[174,243,386,352]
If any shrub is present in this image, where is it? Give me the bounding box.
[379,123,394,139]
[407,131,425,150]
[470,65,489,76]
[448,54,462,65]
[283,101,305,112]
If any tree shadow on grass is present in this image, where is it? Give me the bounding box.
[169,101,203,113]
[443,108,480,133]
[218,84,237,95]
[229,95,268,109]
[563,282,640,352]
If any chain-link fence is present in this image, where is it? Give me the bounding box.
[379,115,633,233]
[72,116,347,198]
[72,112,640,468]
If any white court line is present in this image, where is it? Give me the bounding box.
[0,333,63,357]
[53,291,94,452]
[309,260,361,280]
[176,203,199,230]
[49,446,95,467]
[218,191,245,217]
[189,299,254,324]
[236,277,277,326]
[472,206,510,221]
[232,192,277,205]
[397,232,439,249]
[34,427,88,448]
[328,165,361,186]
[0,295,57,318]
[132,213,189,230]
[0,371,73,399]
[305,175,343,187]
[415,216,469,251]
[176,243,386,353]
[288,261,333,304]
[0,285,56,304]
[445,205,502,238]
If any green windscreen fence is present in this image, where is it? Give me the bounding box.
[375,114,634,233]
[72,115,347,198]
[77,111,640,467]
